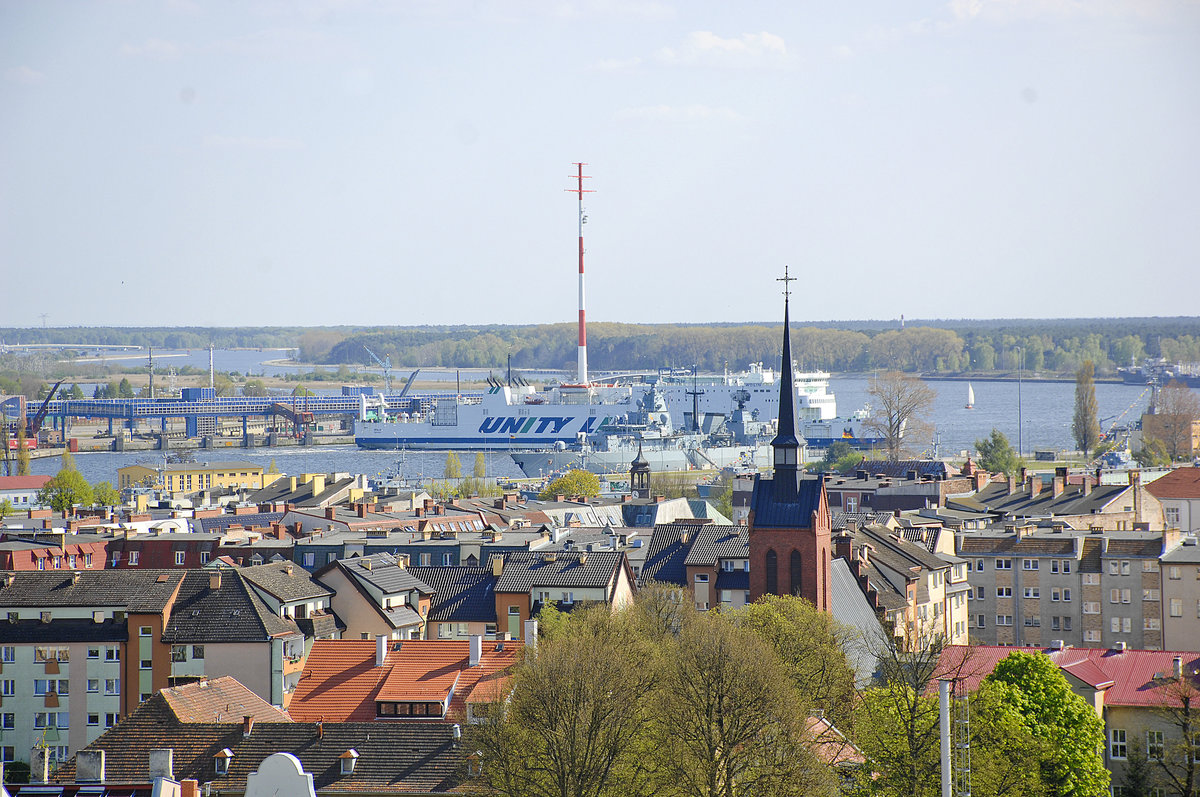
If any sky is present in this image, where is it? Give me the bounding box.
[2,0,1199,329]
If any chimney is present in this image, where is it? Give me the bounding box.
[289,477,298,492]
[1082,478,1092,496]
[356,503,367,518]
[524,619,539,649]
[149,748,174,780]
[906,470,918,481]
[1029,475,1041,499]
[1174,655,1184,679]
[242,716,254,738]
[469,634,482,666]
[833,534,853,561]
[491,555,504,577]
[376,634,387,667]
[209,571,221,590]
[283,563,294,576]
[1052,476,1065,499]
[325,507,336,520]
[77,749,106,783]
[181,781,200,797]
[30,747,50,783]
[1007,474,1016,495]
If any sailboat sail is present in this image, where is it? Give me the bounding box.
[966,383,975,409]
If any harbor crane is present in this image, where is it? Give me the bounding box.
[363,346,392,393]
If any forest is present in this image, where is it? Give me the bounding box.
[2,317,1198,377]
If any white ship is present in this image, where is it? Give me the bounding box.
[656,363,837,430]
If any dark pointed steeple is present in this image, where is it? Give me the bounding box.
[771,267,805,498]
[630,443,650,499]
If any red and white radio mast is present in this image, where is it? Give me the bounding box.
[566,163,593,385]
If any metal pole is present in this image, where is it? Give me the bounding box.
[1017,347,1023,458]
[940,679,952,797]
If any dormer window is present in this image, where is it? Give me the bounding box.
[774,446,797,466]
[339,749,359,775]
[214,748,233,775]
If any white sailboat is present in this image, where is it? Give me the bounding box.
[965,383,975,409]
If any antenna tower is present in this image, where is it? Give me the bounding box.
[565,163,594,385]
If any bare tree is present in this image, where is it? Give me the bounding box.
[1149,666,1200,797]
[866,371,936,462]
[1151,380,1200,461]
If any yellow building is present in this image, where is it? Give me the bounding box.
[118,461,282,492]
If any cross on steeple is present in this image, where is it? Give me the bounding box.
[777,265,795,301]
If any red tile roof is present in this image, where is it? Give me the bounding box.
[288,639,521,722]
[160,675,291,723]
[1146,467,1200,500]
[937,645,1200,707]
[0,475,50,490]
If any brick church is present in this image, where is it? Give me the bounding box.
[747,275,833,611]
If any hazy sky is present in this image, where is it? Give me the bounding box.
[3,0,1198,329]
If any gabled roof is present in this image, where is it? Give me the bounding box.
[194,511,284,534]
[948,482,1128,517]
[957,534,1078,557]
[0,475,50,490]
[162,571,299,643]
[159,675,290,723]
[1146,466,1200,500]
[494,550,625,593]
[838,460,953,479]
[240,561,333,603]
[0,617,126,645]
[288,639,520,722]
[408,566,497,623]
[638,524,699,586]
[683,526,747,567]
[340,553,434,596]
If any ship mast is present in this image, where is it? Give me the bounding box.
[566,163,593,385]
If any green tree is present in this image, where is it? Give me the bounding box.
[117,377,135,398]
[67,383,84,399]
[975,428,1022,475]
[92,481,121,507]
[816,440,862,474]
[866,371,936,462]
[15,420,30,476]
[266,457,280,474]
[986,651,1109,797]
[0,499,14,519]
[291,384,315,397]
[650,609,835,797]
[444,451,462,479]
[539,469,601,499]
[967,680,1051,797]
[1072,361,1101,458]
[1121,743,1154,797]
[37,469,93,513]
[1133,437,1171,468]
[474,452,487,479]
[214,374,235,397]
[728,595,858,726]
[242,379,269,397]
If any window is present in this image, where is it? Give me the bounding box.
[995,558,1011,570]
[105,679,120,695]
[1111,617,1122,632]
[0,647,12,664]
[1169,566,1181,580]
[1110,729,1127,759]
[1052,616,1060,631]
[1144,618,1161,631]
[140,659,152,670]
[694,574,709,583]
[200,552,210,565]
[561,592,574,604]
[1023,587,1040,599]
[84,553,92,568]
[1084,630,1101,642]
[1051,560,1059,573]
[1122,560,1131,576]
[192,645,205,659]
[975,559,985,572]
[1023,616,1041,627]
[1052,589,1061,602]
[105,646,120,661]
[87,647,99,659]
[105,713,119,728]
[1143,559,1157,572]
[442,553,453,566]
[1147,730,1164,758]
[174,551,185,565]
[975,586,984,600]
[1143,589,1160,601]
[1063,616,1072,631]
[1084,573,1099,585]
[87,679,99,693]
[1165,507,1181,526]
[1110,589,1121,604]
[171,646,186,663]
[1,681,13,697]
[996,615,1012,626]
[1122,589,1131,604]
[303,552,315,567]
[1062,560,1072,574]
[975,614,985,628]
[1170,599,1183,617]
[140,626,152,637]
[68,554,76,569]
[1063,588,1072,602]
[128,551,139,565]
[997,587,1012,598]
[1109,561,1120,575]
[1022,559,1038,571]
[87,713,99,726]
[0,714,11,730]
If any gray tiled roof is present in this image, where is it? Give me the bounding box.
[714,569,749,591]
[342,553,433,596]
[408,566,497,623]
[0,617,127,645]
[240,561,333,603]
[638,524,696,586]
[495,550,624,592]
[194,512,284,533]
[749,474,824,529]
[0,570,186,611]
[162,571,299,643]
[683,526,748,567]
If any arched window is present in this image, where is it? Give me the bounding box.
[765,549,778,595]
[790,549,803,597]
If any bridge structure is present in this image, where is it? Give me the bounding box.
[28,392,482,440]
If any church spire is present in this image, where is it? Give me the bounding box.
[771,266,804,498]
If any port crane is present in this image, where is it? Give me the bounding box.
[363,346,392,392]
